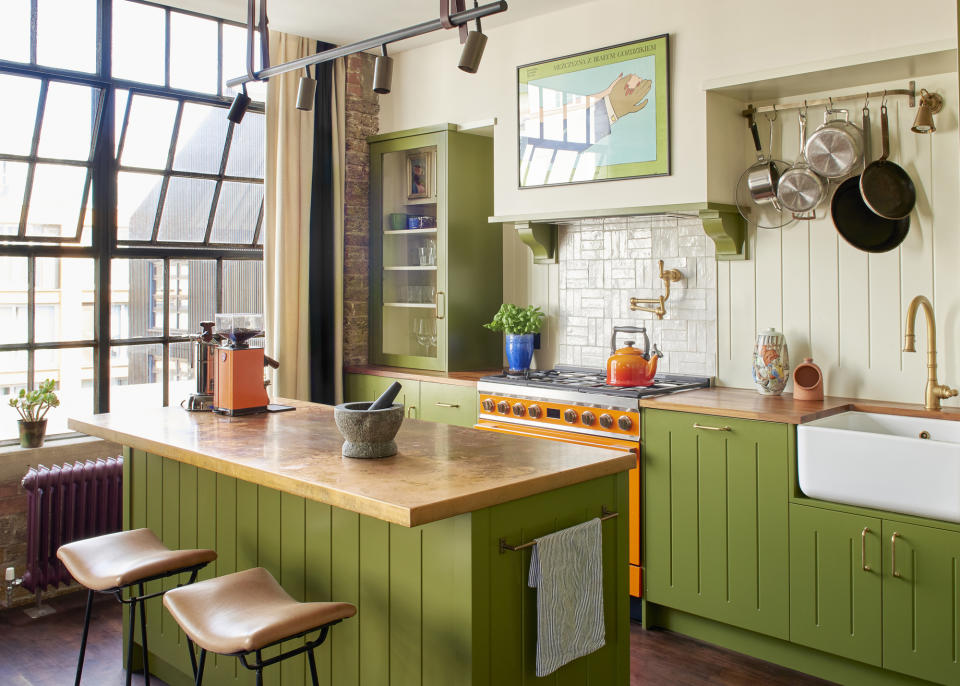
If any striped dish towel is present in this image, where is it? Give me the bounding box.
[527,517,605,677]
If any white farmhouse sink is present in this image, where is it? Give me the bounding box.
[797,411,960,522]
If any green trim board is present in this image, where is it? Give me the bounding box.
[125,449,630,685]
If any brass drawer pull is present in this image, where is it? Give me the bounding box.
[434,402,460,408]
[693,423,731,432]
[407,405,417,418]
[891,532,901,577]
[861,527,872,572]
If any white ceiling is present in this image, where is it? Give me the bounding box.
[162,0,593,51]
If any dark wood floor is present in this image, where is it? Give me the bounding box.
[0,591,833,685]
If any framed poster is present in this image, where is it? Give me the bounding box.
[406,150,433,200]
[517,34,670,188]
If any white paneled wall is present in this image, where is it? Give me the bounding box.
[718,72,960,406]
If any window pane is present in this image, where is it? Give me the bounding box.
[168,259,215,335]
[113,0,166,85]
[0,257,28,345]
[157,177,215,242]
[174,103,229,174]
[25,164,88,238]
[170,13,218,94]
[112,258,163,338]
[169,341,195,406]
[35,348,94,437]
[0,0,30,64]
[114,89,129,156]
[223,260,263,315]
[38,82,99,161]
[0,162,29,235]
[111,343,162,408]
[210,182,262,244]
[222,24,267,102]
[120,95,178,169]
[37,0,96,73]
[0,351,29,442]
[0,75,41,156]
[34,258,94,342]
[117,171,162,241]
[225,111,265,178]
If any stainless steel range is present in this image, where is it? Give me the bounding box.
[474,364,711,600]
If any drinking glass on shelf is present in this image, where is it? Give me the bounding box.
[414,317,437,354]
[418,239,436,266]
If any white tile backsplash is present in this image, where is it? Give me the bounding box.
[556,216,717,377]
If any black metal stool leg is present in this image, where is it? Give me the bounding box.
[194,648,206,686]
[307,647,320,686]
[138,583,150,685]
[125,594,137,686]
[256,649,263,686]
[186,637,198,679]
[74,589,94,686]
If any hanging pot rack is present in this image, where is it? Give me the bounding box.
[741,80,916,118]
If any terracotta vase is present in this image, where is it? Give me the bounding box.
[752,328,790,396]
[18,419,47,449]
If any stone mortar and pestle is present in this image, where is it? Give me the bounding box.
[334,381,404,458]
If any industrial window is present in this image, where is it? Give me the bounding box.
[0,0,266,444]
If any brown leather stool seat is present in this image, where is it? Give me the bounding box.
[163,567,356,685]
[58,528,217,591]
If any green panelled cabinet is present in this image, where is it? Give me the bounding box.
[368,124,502,372]
[642,409,791,639]
[345,373,478,427]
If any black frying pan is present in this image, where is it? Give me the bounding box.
[859,104,916,220]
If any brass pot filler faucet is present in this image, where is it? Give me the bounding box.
[903,295,958,411]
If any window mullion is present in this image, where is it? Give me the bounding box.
[29,0,38,65]
[18,79,48,237]
[26,257,35,391]
[162,257,170,406]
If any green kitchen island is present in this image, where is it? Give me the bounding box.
[69,399,632,686]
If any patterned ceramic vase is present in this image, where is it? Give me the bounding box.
[752,328,790,395]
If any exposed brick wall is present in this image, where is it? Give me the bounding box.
[0,478,28,604]
[342,52,379,366]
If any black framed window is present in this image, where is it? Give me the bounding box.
[0,0,266,444]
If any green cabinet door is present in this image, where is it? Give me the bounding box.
[418,381,477,427]
[789,504,882,666]
[643,409,791,639]
[344,374,420,418]
[882,520,960,684]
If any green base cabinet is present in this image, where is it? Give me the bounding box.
[789,504,883,666]
[642,409,791,639]
[344,373,478,427]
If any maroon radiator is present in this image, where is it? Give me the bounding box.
[20,457,124,593]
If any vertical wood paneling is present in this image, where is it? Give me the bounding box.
[305,500,333,680]
[214,473,238,679]
[257,486,283,686]
[389,524,422,685]
[280,493,306,684]
[359,517,390,686]
[331,508,360,685]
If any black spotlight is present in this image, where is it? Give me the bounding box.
[296,67,317,111]
[227,85,251,124]
[373,45,393,95]
[458,3,486,73]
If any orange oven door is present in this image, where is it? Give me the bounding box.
[475,420,642,598]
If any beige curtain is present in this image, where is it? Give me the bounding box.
[264,33,315,400]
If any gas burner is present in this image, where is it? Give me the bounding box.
[480,365,711,400]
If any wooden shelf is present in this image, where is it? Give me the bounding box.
[383,228,438,235]
[383,265,437,271]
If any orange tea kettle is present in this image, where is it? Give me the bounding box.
[607,326,663,387]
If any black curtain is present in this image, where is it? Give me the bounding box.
[308,41,337,404]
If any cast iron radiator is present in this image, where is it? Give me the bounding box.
[19,457,124,592]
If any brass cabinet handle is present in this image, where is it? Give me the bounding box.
[434,402,460,408]
[693,423,732,432]
[436,291,446,319]
[861,527,872,572]
[891,532,901,577]
[407,405,417,418]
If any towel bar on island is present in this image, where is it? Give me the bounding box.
[498,507,618,554]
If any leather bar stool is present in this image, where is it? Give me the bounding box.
[57,528,217,686]
[163,567,356,686]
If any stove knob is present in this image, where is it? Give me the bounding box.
[512,403,525,417]
[581,410,596,426]
[564,409,578,424]
[618,415,633,431]
[528,405,542,419]
[497,401,510,414]
[599,413,614,429]
[481,398,495,413]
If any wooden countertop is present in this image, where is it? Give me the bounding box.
[345,365,500,387]
[638,387,960,424]
[68,400,633,528]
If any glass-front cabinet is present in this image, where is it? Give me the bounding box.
[369,124,501,371]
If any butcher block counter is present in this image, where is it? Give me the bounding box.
[68,400,632,686]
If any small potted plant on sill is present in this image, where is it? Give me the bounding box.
[483,304,546,374]
[9,379,59,449]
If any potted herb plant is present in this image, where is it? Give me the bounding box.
[9,379,59,448]
[483,304,546,373]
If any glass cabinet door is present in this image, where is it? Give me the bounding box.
[375,143,444,369]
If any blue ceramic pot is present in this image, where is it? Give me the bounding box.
[505,333,534,373]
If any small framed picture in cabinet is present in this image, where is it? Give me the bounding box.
[406,150,433,201]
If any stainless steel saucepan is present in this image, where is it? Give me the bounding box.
[777,111,824,214]
[745,114,781,207]
[805,108,863,179]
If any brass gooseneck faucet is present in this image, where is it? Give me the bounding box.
[903,295,958,410]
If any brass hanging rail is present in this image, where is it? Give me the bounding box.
[498,507,618,554]
[741,81,916,118]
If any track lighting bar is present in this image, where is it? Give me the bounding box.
[225,0,508,89]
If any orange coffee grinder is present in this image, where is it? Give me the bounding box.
[212,313,279,416]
